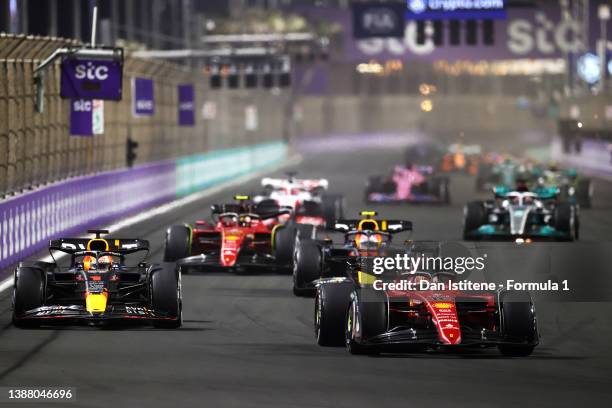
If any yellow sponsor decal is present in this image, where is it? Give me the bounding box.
[85,293,107,313]
[433,302,452,309]
[357,271,377,285]
[225,235,240,241]
[360,211,377,217]
[234,195,250,200]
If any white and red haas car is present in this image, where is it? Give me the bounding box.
[256,172,344,267]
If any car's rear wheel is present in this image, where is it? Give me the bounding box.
[293,239,321,297]
[315,282,353,346]
[150,263,182,329]
[431,177,450,204]
[274,225,295,268]
[164,225,191,262]
[322,194,344,228]
[12,267,45,328]
[463,201,486,240]
[575,178,592,209]
[553,203,576,241]
[498,290,537,357]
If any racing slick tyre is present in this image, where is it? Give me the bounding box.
[322,194,344,228]
[292,239,321,297]
[345,289,387,355]
[431,176,451,204]
[553,203,577,241]
[463,201,487,240]
[575,178,592,209]
[315,282,353,346]
[498,291,538,357]
[163,225,191,262]
[475,164,493,192]
[273,225,295,268]
[12,267,45,328]
[150,263,182,329]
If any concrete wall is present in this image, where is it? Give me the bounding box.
[297,95,556,153]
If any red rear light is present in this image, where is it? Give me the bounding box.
[91,275,101,281]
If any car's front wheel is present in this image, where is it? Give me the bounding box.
[12,267,45,328]
[150,263,182,329]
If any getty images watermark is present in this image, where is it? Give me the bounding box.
[367,254,570,292]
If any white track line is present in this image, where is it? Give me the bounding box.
[0,155,302,294]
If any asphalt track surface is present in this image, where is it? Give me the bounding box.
[0,147,611,408]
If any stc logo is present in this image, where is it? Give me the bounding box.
[74,62,109,81]
[73,100,92,112]
[357,12,583,57]
[407,0,427,14]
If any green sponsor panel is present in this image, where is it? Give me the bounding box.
[176,141,288,197]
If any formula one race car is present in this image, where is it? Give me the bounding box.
[12,230,181,328]
[314,240,539,356]
[163,196,291,273]
[260,172,329,196]
[533,165,593,209]
[291,211,412,296]
[463,187,579,241]
[439,143,481,175]
[256,172,344,226]
[365,165,450,204]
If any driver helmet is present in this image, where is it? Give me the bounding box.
[98,255,113,271]
[83,255,96,271]
[240,215,252,227]
[355,233,383,250]
[222,215,238,227]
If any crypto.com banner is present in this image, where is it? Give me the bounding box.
[60,58,123,100]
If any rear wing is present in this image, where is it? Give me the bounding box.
[260,177,329,190]
[333,219,412,233]
[211,201,291,220]
[49,238,150,254]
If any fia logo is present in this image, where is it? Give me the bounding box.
[408,0,427,14]
[363,8,399,33]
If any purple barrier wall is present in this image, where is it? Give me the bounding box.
[551,137,612,179]
[0,162,175,270]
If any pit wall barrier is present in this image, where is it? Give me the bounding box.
[0,141,288,270]
[551,137,612,179]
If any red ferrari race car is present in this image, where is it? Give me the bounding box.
[163,196,291,273]
[313,239,539,356]
[364,164,450,204]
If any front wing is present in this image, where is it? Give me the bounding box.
[15,304,176,324]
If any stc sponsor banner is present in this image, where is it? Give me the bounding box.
[0,141,288,270]
[351,3,406,39]
[303,3,603,62]
[70,99,104,136]
[178,84,195,126]
[132,78,155,117]
[60,58,123,100]
[405,0,507,20]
